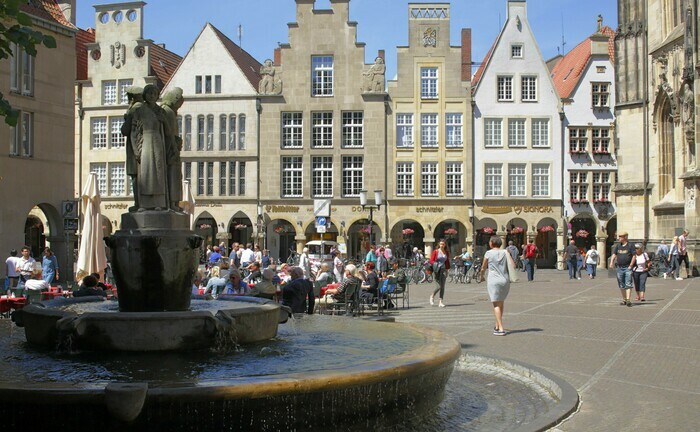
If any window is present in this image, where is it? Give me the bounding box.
[228,161,236,196]
[206,162,214,196]
[103,80,117,105]
[532,164,550,197]
[445,162,463,196]
[228,114,236,150]
[342,156,364,197]
[197,162,204,195]
[531,119,549,147]
[484,118,502,147]
[205,76,212,94]
[342,111,363,148]
[508,164,526,197]
[396,162,414,196]
[311,56,333,96]
[521,76,537,101]
[511,44,523,58]
[570,172,588,203]
[592,128,610,154]
[282,112,303,148]
[183,162,192,184]
[591,83,610,108]
[118,80,132,104]
[312,112,333,148]
[10,44,33,95]
[109,162,127,196]
[396,114,414,148]
[195,76,202,94]
[219,162,226,195]
[197,115,205,151]
[569,128,587,153]
[238,115,246,150]
[91,118,108,149]
[485,164,503,196]
[592,172,612,202]
[421,162,438,196]
[215,75,222,94]
[9,118,20,156]
[177,115,183,139]
[184,115,192,151]
[11,111,34,157]
[497,76,513,101]
[507,119,526,147]
[312,156,333,197]
[282,156,303,197]
[420,67,438,99]
[110,118,126,148]
[206,115,214,151]
[445,113,463,148]
[421,113,438,148]
[219,115,227,151]
[90,163,107,197]
[239,162,246,195]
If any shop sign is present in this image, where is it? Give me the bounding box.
[416,207,444,213]
[196,203,223,208]
[266,205,300,213]
[104,203,129,210]
[482,205,554,215]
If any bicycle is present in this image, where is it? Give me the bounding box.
[286,248,299,266]
[466,257,483,283]
[648,256,668,277]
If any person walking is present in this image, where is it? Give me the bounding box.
[678,230,691,279]
[656,240,669,279]
[610,231,634,307]
[630,244,651,302]
[15,246,36,287]
[41,247,59,285]
[429,240,450,308]
[668,236,682,280]
[523,239,538,282]
[479,236,512,336]
[564,240,580,280]
[5,250,21,295]
[584,245,600,279]
[298,247,311,280]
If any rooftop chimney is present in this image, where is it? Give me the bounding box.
[461,28,471,82]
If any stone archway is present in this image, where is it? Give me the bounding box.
[24,214,45,259]
[605,216,618,262]
[474,218,497,258]
[433,219,468,258]
[505,217,528,253]
[227,211,253,247]
[390,220,425,259]
[194,212,218,263]
[267,219,296,263]
[348,219,382,261]
[536,217,559,268]
[570,215,597,250]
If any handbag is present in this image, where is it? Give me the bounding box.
[432,261,444,275]
[506,252,519,283]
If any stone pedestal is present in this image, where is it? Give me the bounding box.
[105,211,202,312]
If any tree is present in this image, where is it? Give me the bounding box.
[0,0,56,126]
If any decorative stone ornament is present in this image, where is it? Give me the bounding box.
[134,45,145,58]
[423,27,437,47]
[111,41,126,68]
[91,49,101,61]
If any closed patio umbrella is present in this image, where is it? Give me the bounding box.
[180,180,196,227]
[75,172,107,282]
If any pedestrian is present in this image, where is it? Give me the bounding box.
[429,240,450,308]
[678,229,691,279]
[656,240,669,279]
[365,245,377,265]
[668,236,682,280]
[629,244,651,302]
[564,240,580,280]
[609,231,634,307]
[298,247,311,280]
[376,247,389,276]
[333,251,345,283]
[584,245,600,279]
[15,246,36,287]
[506,241,519,266]
[479,236,513,336]
[5,249,21,295]
[523,239,538,282]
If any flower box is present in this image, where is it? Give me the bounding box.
[510,227,524,234]
[539,225,555,233]
[481,227,495,234]
[575,229,590,238]
[444,228,458,236]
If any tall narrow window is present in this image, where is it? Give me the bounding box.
[593,172,611,202]
[90,163,108,197]
[485,164,503,196]
[9,43,20,92]
[342,112,363,148]
[215,75,222,93]
[110,117,126,148]
[206,115,214,151]
[206,162,214,195]
[311,156,333,197]
[238,115,246,150]
[109,162,126,196]
[312,112,333,148]
[184,115,192,151]
[91,118,108,149]
[229,114,237,150]
[521,76,537,101]
[282,157,303,197]
[396,162,414,196]
[197,115,205,151]
[420,67,438,99]
[508,164,526,197]
[219,115,227,151]
[497,76,513,101]
[311,56,334,96]
[484,118,502,147]
[508,119,526,147]
[445,162,463,196]
[421,113,438,148]
[20,111,33,157]
[195,76,202,94]
[396,114,414,148]
[421,162,438,196]
[282,112,303,148]
[119,79,132,104]
[445,113,463,148]
[219,162,227,195]
[238,162,246,195]
[228,162,236,196]
[183,162,192,184]
[103,80,117,105]
[177,115,183,139]
[197,162,204,195]
[531,164,550,196]
[570,172,588,202]
[342,156,363,197]
[205,75,212,94]
[9,121,20,156]
[20,48,33,96]
[531,119,549,147]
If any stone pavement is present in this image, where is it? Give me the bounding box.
[391,269,700,431]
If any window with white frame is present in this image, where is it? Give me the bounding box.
[508,164,526,197]
[485,164,503,196]
[592,172,611,202]
[103,80,117,105]
[197,115,205,151]
[396,114,414,148]
[205,76,212,94]
[531,164,550,196]
[312,112,333,148]
[421,162,438,196]
[238,115,246,150]
[10,43,33,96]
[521,76,537,101]
[206,115,214,151]
[219,115,227,151]
[219,161,227,195]
[109,162,127,196]
[420,67,438,99]
[484,118,502,147]
[342,112,363,148]
[9,120,20,156]
[421,113,438,148]
[445,113,463,148]
[227,161,236,196]
[90,163,108,197]
[445,162,463,196]
[183,162,192,184]
[507,119,526,147]
[184,115,192,151]
[91,117,108,149]
[511,44,523,58]
[311,56,334,96]
[215,75,222,94]
[195,76,202,94]
[497,76,513,101]
[311,156,333,197]
[570,172,588,203]
[197,162,204,195]
[206,162,214,195]
[396,162,414,196]
[342,156,363,197]
[110,118,126,148]
[118,80,132,104]
[591,82,610,108]
[569,127,587,153]
[592,128,610,154]
[531,119,549,147]
[282,157,303,197]
[228,114,236,150]
[10,111,34,157]
[282,112,303,148]
[239,162,246,195]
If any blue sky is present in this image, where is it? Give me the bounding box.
[76,0,617,78]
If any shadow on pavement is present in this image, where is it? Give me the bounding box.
[506,328,544,335]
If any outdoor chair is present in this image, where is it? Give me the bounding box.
[327,280,362,316]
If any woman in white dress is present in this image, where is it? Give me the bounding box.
[479,236,512,336]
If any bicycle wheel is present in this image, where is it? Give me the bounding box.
[473,269,482,283]
[648,262,660,277]
[425,272,433,283]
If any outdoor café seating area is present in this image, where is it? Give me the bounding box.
[1,282,117,318]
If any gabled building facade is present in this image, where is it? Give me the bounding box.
[472,0,563,267]
[161,23,261,253]
[387,3,473,258]
[553,19,617,265]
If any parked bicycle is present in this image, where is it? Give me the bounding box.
[286,248,299,266]
[466,257,483,283]
[648,255,668,278]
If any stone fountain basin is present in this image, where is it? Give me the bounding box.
[13,296,286,351]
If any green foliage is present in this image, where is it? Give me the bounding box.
[1,0,58,126]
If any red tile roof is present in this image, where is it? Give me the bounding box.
[149,43,183,89]
[20,0,75,30]
[551,26,615,99]
[76,28,95,81]
[210,25,262,89]
[471,39,496,90]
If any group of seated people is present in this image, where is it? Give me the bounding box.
[9,269,110,303]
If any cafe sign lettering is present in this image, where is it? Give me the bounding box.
[482,205,553,215]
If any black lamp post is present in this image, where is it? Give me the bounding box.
[359,190,383,247]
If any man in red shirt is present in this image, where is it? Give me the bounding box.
[523,239,538,282]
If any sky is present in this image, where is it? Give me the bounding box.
[75,0,618,79]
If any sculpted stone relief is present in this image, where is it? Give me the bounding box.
[111,41,126,69]
[258,59,282,95]
[362,57,385,93]
[685,184,696,210]
[423,27,437,47]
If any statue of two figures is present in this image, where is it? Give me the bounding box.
[121,85,185,213]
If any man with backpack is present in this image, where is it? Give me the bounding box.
[523,239,538,282]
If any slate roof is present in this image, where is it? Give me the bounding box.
[148,43,183,89]
[20,0,76,30]
[76,28,95,81]
[550,26,615,99]
[209,24,262,90]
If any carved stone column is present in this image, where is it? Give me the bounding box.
[596,236,608,269]
[556,229,566,270]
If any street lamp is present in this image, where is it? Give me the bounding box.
[359,190,383,247]
[468,207,475,246]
